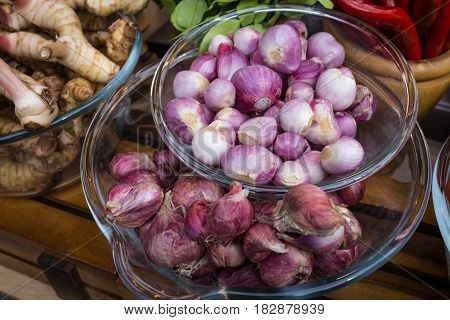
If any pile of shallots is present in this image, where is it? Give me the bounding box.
[164,21,376,187]
[105,151,365,288]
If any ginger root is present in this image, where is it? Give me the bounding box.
[0,57,58,130]
[1,0,120,83]
[0,115,57,156]
[87,18,137,65]
[78,10,108,31]
[0,157,52,192]
[63,0,149,17]
[59,77,93,145]
[0,3,30,31]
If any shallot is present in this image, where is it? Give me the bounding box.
[204,79,236,112]
[288,58,323,86]
[214,107,248,130]
[105,182,163,227]
[259,24,302,74]
[337,181,365,206]
[259,244,313,287]
[120,170,161,186]
[279,99,314,136]
[237,116,277,147]
[221,145,277,185]
[348,84,377,123]
[316,68,357,111]
[139,196,204,268]
[273,161,309,186]
[274,132,309,160]
[314,245,360,278]
[296,151,327,184]
[109,152,156,180]
[306,98,342,146]
[232,65,282,113]
[185,200,209,242]
[218,264,263,288]
[208,241,246,267]
[335,112,357,138]
[205,182,254,244]
[173,70,209,100]
[320,137,364,175]
[233,27,261,56]
[208,34,233,56]
[243,223,287,262]
[306,32,345,69]
[285,81,314,103]
[190,54,217,82]
[217,43,248,81]
[164,97,211,144]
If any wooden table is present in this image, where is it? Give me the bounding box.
[0,180,448,300]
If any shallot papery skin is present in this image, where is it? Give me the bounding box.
[164,97,211,144]
[279,225,344,254]
[153,149,180,168]
[296,151,327,184]
[205,182,254,244]
[208,241,246,267]
[273,161,309,186]
[258,24,302,74]
[173,70,209,100]
[217,43,248,81]
[176,256,219,279]
[192,123,233,166]
[337,181,365,206]
[234,27,261,56]
[327,192,346,206]
[120,169,161,186]
[274,132,309,160]
[208,34,233,56]
[190,54,217,82]
[288,58,324,86]
[286,20,308,39]
[171,176,224,213]
[232,65,282,113]
[335,206,362,249]
[285,81,314,103]
[254,200,280,224]
[279,99,314,136]
[155,164,176,189]
[237,116,278,147]
[109,152,156,180]
[214,107,248,130]
[306,98,342,146]
[243,223,288,262]
[204,78,236,112]
[105,182,164,228]
[138,197,204,268]
[335,112,357,139]
[221,145,277,185]
[250,50,264,65]
[273,184,343,236]
[306,32,345,69]
[316,68,357,111]
[314,245,360,278]
[185,200,210,242]
[260,244,314,287]
[218,264,264,288]
[348,84,377,123]
[320,137,364,175]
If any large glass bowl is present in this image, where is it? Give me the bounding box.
[151,5,418,197]
[0,26,142,197]
[432,137,450,276]
[81,62,430,299]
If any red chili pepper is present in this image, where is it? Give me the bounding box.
[443,33,450,53]
[333,0,422,60]
[373,0,408,10]
[424,1,450,58]
[411,0,443,44]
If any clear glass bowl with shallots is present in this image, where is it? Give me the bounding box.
[0,10,142,196]
[150,5,418,197]
[81,59,431,299]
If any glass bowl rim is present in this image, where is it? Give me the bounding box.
[0,20,142,146]
[81,61,430,299]
[150,5,419,194]
[432,137,450,251]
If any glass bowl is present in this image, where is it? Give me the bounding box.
[81,62,430,299]
[0,27,142,197]
[151,5,418,197]
[432,137,450,275]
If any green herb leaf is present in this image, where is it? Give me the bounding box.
[199,19,240,53]
[161,0,177,13]
[171,0,208,31]
[236,0,258,26]
[318,0,333,8]
[248,23,266,33]
[262,11,280,28]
